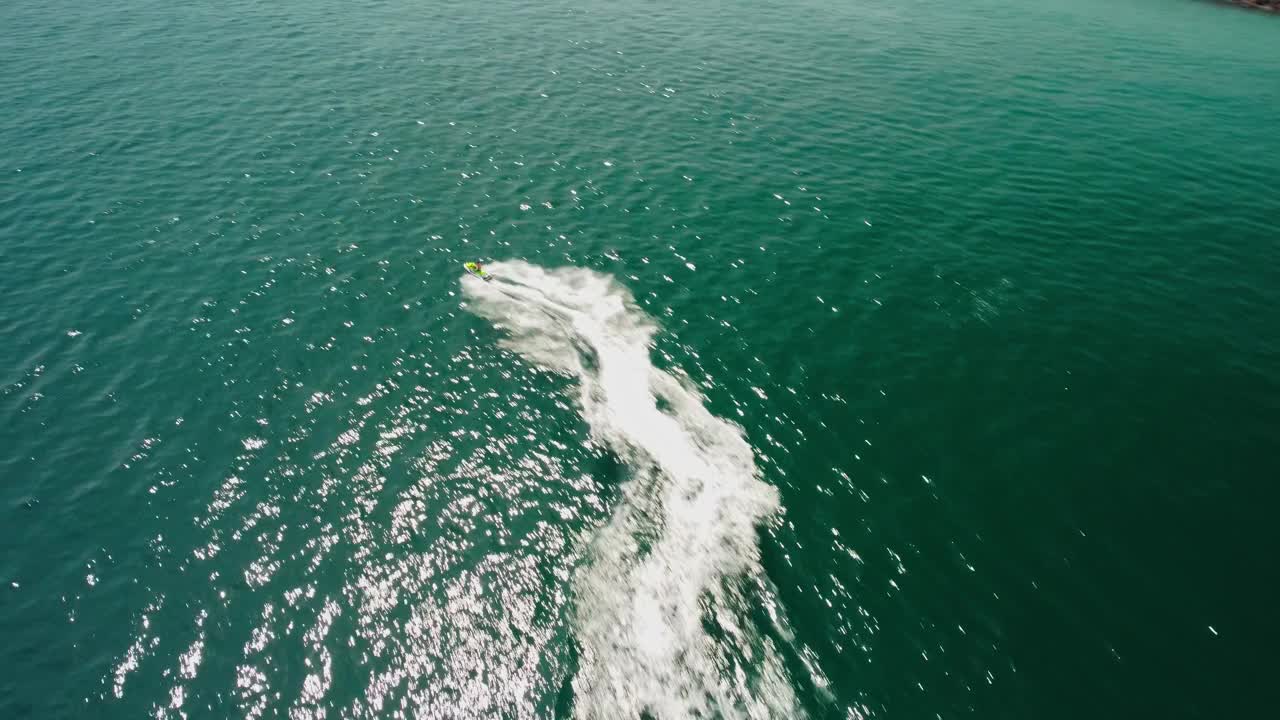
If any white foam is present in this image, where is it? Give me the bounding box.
[463,261,802,718]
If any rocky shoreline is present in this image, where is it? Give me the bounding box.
[1221,0,1278,12]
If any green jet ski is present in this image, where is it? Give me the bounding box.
[464,261,491,281]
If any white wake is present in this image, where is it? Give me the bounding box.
[463,261,802,719]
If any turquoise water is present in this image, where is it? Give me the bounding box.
[3,0,1278,717]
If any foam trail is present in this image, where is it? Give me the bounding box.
[463,261,803,718]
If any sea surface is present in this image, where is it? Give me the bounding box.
[2,0,1277,718]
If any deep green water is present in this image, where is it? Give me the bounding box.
[3,0,1278,717]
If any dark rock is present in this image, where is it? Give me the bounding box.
[1219,0,1279,12]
